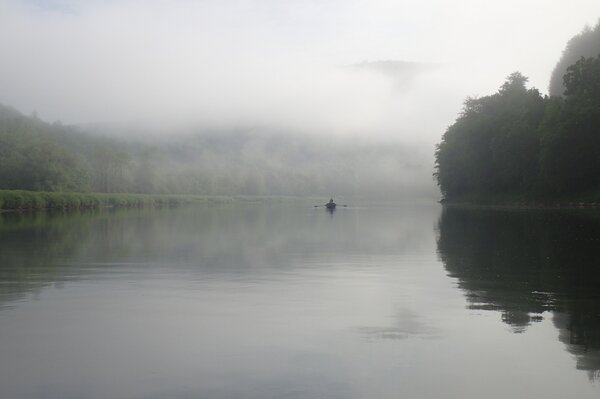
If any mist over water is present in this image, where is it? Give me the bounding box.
[2,2,600,397]
[2,1,600,199]
[2,1,600,134]
[1,205,600,398]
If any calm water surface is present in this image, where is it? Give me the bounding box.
[1,204,599,398]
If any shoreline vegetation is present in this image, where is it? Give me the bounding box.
[439,190,600,209]
[435,23,600,207]
[0,190,312,212]
[0,102,431,201]
[440,199,600,210]
[0,190,219,211]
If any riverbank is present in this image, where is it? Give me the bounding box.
[0,190,324,212]
[440,190,600,209]
[0,190,231,211]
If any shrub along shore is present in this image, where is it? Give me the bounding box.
[439,189,600,209]
[0,190,317,211]
[0,190,232,211]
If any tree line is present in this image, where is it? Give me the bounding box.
[0,103,433,198]
[549,20,600,97]
[435,51,600,201]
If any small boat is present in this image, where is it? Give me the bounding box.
[325,198,336,209]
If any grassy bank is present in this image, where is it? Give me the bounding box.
[0,190,322,211]
[0,190,226,211]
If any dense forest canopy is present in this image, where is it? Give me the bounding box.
[549,20,600,97]
[436,44,600,201]
[0,106,88,192]
[435,72,545,198]
[0,104,435,199]
[7,18,600,202]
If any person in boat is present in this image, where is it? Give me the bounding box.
[326,198,336,209]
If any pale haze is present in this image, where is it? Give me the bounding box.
[4,3,600,398]
[2,0,599,144]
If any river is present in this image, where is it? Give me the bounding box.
[0,203,599,398]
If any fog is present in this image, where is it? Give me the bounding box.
[1,0,600,198]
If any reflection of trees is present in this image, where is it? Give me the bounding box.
[0,211,96,307]
[437,207,600,379]
[0,204,436,308]
[0,209,169,308]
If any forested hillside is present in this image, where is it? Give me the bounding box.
[0,104,434,199]
[435,56,600,202]
[0,105,88,192]
[549,20,600,96]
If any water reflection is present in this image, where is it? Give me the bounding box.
[0,204,443,399]
[437,206,600,378]
[0,211,97,309]
[3,204,600,397]
[0,204,436,315]
[355,308,440,341]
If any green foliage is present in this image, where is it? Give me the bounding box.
[0,190,210,211]
[435,72,545,199]
[549,20,600,96]
[0,103,424,199]
[0,105,90,192]
[540,56,600,194]
[436,56,600,201]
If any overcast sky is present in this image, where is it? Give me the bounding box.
[1,0,600,142]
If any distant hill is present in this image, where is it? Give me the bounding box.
[349,60,437,89]
[0,103,437,200]
[0,103,89,192]
[549,20,600,96]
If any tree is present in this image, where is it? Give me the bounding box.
[435,73,545,199]
[540,55,600,193]
[549,20,600,96]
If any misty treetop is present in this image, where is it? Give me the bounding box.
[435,56,600,201]
[0,105,88,192]
[541,55,600,194]
[549,20,600,97]
[436,20,600,203]
[0,103,433,199]
[435,72,544,198]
